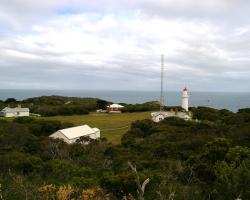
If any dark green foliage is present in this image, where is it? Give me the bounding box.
[1,95,108,116]
[0,152,43,174]
[191,106,234,122]
[23,95,97,107]
[161,116,191,127]
[96,99,110,110]
[13,117,74,136]
[202,138,230,163]
[238,108,250,114]
[122,101,159,112]
[130,119,154,136]
[4,98,17,104]
[31,105,90,116]
[0,122,37,152]
[100,172,136,198]
[226,146,250,165]
[0,106,250,199]
[213,160,250,200]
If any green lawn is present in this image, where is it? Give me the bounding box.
[43,112,151,144]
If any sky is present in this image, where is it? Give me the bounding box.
[0,0,250,92]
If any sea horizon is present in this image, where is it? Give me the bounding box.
[0,88,249,93]
[0,89,250,112]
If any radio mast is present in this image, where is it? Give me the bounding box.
[160,54,164,111]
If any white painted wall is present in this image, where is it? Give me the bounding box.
[3,111,29,117]
[151,111,191,123]
[91,129,100,139]
[153,114,165,123]
[182,90,189,112]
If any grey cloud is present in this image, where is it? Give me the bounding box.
[1,1,250,24]
[1,1,250,91]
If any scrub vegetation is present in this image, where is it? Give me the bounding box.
[0,96,159,117]
[0,105,250,199]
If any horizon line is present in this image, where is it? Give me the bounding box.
[0,88,249,93]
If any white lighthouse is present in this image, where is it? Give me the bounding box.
[182,87,189,112]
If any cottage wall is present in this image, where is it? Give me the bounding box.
[5,113,15,117]
[18,111,30,117]
[89,130,100,139]
[2,111,29,117]
[153,114,165,123]
[151,111,191,123]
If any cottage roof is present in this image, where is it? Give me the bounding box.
[1,107,29,113]
[58,125,99,140]
[108,104,124,108]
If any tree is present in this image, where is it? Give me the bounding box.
[202,138,230,163]
[96,99,109,110]
[226,146,250,166]
[5,98,17,104]
[128,162,150,200]
[213,160,250,200]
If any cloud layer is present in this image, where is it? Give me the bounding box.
[0,0,250,91]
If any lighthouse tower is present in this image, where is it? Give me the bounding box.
[182,87,189,112]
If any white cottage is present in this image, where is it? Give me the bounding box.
[107,104,124,113]
[0,106,30,117]
[49,125,100,144]
[151,87,192,123]
[151,111,191,123]
[151,112,168,123]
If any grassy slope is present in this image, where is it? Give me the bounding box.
[43,112,151,144]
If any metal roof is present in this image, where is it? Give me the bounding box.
[1,107,29,113]
[108,104,124,108]
[58,125,100,140]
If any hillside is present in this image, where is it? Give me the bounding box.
[43,112,151,144]
[0,96,101,116]
[0,96,160,117]
[0,107,249,199]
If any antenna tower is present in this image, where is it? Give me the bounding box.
[160,54,164,111]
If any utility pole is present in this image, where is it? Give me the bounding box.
[160,54,164,111]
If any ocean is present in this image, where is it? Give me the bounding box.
[0,89,249,112]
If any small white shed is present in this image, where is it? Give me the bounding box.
[107,104,124,113]
[49,125,100,144]
[0,106,30,117]
[151,111,192,123]
[151,112,169,123]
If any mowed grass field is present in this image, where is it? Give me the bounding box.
[43,112,151,144]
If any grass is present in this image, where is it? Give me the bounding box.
[43,112,151,144]
[0,117,15,121]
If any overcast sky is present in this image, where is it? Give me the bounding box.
[0,0,250,91]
